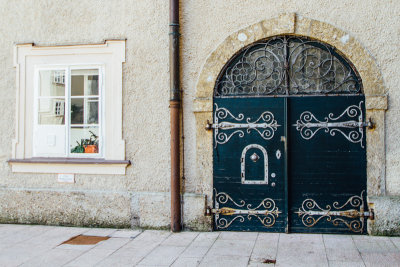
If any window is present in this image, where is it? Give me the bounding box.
[10,40,129,174]
[34,67,103,157]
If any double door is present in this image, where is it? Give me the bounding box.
[212,96,368,234]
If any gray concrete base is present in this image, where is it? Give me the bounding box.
[0,188,132,227]
[130,191,209,230]
[2,188,399,235]
[0,189,209,231]
[368,195,400,236]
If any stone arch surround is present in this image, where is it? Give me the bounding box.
[193,13,388,232]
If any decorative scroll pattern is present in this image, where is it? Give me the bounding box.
[293,101,365,148]
[213,104,280,147]
[215,36,361,97]
[295,191,368,233]
[214,190,281,229]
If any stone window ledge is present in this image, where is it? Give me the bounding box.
[8,158,131,175]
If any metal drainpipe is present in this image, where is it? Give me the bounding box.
[169,0,182,232]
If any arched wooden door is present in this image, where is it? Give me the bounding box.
[211,36,372,234]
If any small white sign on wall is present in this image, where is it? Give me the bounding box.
[58,173,75,183]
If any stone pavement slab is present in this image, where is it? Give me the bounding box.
[94,237,131,250]
[328,261,366,267]
[137,245,187,266]
[0,224,400,266]
[199,255,250,267]
[392,237,400,249]
[250,233,279,262]
[180,244,210,258]
[161,231,199,247]
[190,232,219,247]
[361,252,400,267]
[83,228,117,237]
[20,248,84,267]
[64,248,115,267]
[0,225,51,250]
[171,257,202,267]
[275,233,329,267]
[324,235,363,262]
[206,238,255,257]
[110,229,142,238]
[0,242,53,267]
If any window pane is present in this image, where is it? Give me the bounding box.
[71,69,99,96]
[70,126,99,154]
[70,98,99,124]
[87,100,99,124]
[70,98,83,124]
[38,98,65,125]
[39,70,66,97]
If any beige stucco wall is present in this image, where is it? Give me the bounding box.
[0,0,399,232]
[0,0,180,228]
[182,0,399,199]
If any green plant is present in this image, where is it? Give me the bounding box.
[71,131,98,153]
[71,139,85,153]
[83,131,98,146]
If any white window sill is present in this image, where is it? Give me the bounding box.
[8,158,130,175]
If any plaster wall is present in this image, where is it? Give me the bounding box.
[0,0,398,232]
[0,0,181,228]
[181,0,399,198]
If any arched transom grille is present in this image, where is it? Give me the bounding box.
[214,36,362,97]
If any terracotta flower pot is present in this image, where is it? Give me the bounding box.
[84,145,98,153]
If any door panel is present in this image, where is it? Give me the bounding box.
[213,97,286,232]
[212,95,367,234]
[288,96,367,234]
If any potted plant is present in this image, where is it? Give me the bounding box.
[71,139,85,153]
[83,131,99,153]
[70,131,98,154]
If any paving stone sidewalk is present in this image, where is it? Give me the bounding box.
[0,224,399,267]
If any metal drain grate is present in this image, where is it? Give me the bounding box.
[61,235,109,245]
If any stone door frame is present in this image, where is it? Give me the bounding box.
[193,14,387,232]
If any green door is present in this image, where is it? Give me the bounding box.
[212,96,368,233]
[213,97,286,232]
[211,35,370,234]
[288,96,367,234]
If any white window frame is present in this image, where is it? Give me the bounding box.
[10,40,128,174]
[33,65,105,158]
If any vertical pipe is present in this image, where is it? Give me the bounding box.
[169,0,181,232]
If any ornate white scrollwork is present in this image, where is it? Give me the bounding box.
[213,189,281,229]
[241,144,268,184]
[214,104,280,147]
[295,191,369,233]
[293,101,365,148]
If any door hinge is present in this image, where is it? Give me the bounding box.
[304,209,374,219]
[364,118,374,129]
[205,206,213,216]
[206,206,281,216]
[205,120,213,131]
[367,208,375,220]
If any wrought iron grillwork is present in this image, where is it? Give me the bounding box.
[213,189,281,229]
[214,36,362,97]
[295,191,370,233]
